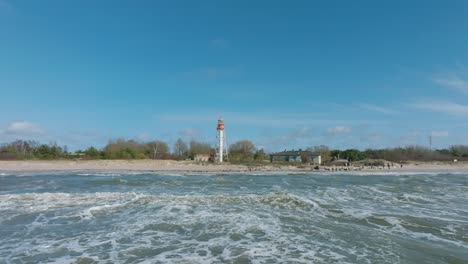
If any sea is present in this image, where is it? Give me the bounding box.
[0,171,467,264]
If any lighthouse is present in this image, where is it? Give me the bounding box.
[216,117,226,162]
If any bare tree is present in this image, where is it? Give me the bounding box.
[173,138,188,160]
[307,145,331,163]
[146,140,169,159]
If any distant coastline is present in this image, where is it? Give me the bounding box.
[1,160,468,173]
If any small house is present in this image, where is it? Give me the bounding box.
[193,154,210,162]
[270,150,321,165]
[330,159,349,166]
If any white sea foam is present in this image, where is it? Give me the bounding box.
[0,191,401,263]
[1,169,467,178]
[1,172,467,263]
[320,170,468,177]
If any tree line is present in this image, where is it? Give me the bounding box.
[77,139,214,160]
[0,140,67,160]
[0,138,265,161]
[310,145,468,163]
[1,139,468,162]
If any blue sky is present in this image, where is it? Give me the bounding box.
[1,0,468,152]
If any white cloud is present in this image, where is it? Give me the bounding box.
[287,127,313,138]
[360,132,383,142]
[433,74,468,95]
[431,131,449,137]
[357,103,399,115]
[136,132,150,141]
[256,127,320,152]
[398,129,422,146]
[159,112,385,127]
[179,128,200,139]
[3,121,44,136]
[410,101,468,116]
[272,127,313,144]
[327,126,352,136]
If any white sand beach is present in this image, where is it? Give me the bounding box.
[1,160,468,173]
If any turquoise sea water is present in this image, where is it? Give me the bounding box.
[0,171,467,263]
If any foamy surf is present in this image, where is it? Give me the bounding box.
[0,172,467,263]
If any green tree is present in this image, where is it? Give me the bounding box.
[450,145,468,157]
[229,140,256,162]
[34,144,63,159]
[341,149,366,161]
[84,146,102,159]
[253,149,266,161]
[104,139,143,159]
[189,140,212,159]
[0,144,20,159]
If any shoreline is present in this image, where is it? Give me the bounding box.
[1,160,468,173]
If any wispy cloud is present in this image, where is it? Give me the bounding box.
[327,126,352,136]
[256,127,319,151]
[273,127,314,144]
[286,127,313,138]
[356,103,399,115]
[179,128,200,140]
[398,129,423,146]
[431,131,449,137]
[409,101,468,117]
[359,132,384,143]
[136,132,150,141]
[433,73,468,95]
[3,121,44,136]
[158,112,386,127]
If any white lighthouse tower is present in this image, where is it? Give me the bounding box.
[216,117,227,162]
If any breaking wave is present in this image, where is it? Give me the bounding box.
[0,172,467,263]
